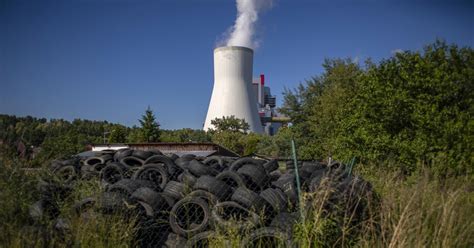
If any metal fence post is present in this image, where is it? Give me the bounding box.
[291,139,304,221]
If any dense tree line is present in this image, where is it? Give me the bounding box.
[0,115,122,162]
[0,110,210,165]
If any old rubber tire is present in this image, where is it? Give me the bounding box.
[169,197,211,237]
[271,173,294,189]
[163,181,187,200]
[231,187,266,212]
[130,187,167,211]
[84,156,105,166]
[202,156,224,171]
[101,162,128,185]
[132,164,169,189]
[211,201,261,230]
[237,164,269,190]
[187,190,218,207]
[120,156,144,167]
[263,159,279,173]
[193,175,232,201]
[215,171,247,189]
[229,157,265,171]
[132,150,154,160]
[53,165,77,184]
[260,188,288,213]
[188,160,219,177]
[159,192,176,210]
[107,179,156,196]
[114,148,133,162]
[269,170,282,182]
[145,155,183,179]
[271,174,298,207]
[175,157,194,169]
[178,170,197,187]
[168,153,180,161]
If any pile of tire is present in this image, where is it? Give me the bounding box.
[29,149,374,247]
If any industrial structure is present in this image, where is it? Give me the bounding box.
[204,46,286,135]
[252,74,283,135]
[204,46,263,133]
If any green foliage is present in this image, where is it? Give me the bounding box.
[279,41,473,175]
[160,128,211,143]
[279,58,362,160]
[109,125,128,143]
[208,116,263,155]
[212,131,262,156]
[210,115,250,133]
[126,126,142,143]
[211,131,246,155]
[0,115,130,165]
[340,41,473,175]
[252,126,295,158]
[138,106,161,142]
[240,132,262,156]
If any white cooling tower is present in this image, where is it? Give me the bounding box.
[204,46,263,133]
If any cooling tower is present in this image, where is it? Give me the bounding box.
[204,46,263,133]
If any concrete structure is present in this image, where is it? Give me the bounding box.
[204,46,263,133]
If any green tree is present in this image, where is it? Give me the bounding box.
[279,58,362,159]
[239,132,262,156]
[139,107,161,142]
[160,129,211,143]
[210,116,250,133]
[211,131,245,154]
[127,126,143,143]
[341,41,473,175]
[280,40,473,176]
[109,126,128,143]
[209,116,254,155]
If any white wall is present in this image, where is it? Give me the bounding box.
[204,46,263,133]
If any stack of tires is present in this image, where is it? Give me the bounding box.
[30,149,374,247]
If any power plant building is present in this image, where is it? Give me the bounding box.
[204,46,284,135]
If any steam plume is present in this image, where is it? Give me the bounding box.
[225,0,273,49]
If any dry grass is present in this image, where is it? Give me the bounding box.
[355,167,474,248]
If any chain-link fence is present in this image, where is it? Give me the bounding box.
[30,148,376,247]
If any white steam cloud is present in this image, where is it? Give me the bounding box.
[224,0,273,49]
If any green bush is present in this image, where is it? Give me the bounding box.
[280,41,473,176]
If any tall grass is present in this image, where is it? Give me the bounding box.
[355,166,474,248]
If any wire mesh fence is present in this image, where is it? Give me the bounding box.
[28,148,376,247]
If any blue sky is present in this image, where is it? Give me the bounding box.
[1,0,473,129]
